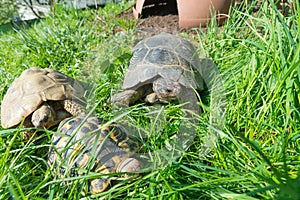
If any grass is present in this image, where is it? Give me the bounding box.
[0,0,299,199]
[0,0,17,24]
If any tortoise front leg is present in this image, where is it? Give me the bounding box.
[90,178,111,194]
[63,99,86,116]
[21,117,36,140]
[144,92,160,103]
[110,89,145,106]
[177,87,200,116]
[173,88,200,150]
[89,163,113,194]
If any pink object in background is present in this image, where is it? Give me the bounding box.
[133,0,234,28]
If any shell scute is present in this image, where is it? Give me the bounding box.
[121,33,203,92]
[48,116,140,194]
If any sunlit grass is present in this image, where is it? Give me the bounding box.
[0,0,299,199]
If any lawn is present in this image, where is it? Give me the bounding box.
[0,0,299,199]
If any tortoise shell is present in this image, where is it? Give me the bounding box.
[48,116,140,194]
[122,33,204,91]
[1,67,86,129]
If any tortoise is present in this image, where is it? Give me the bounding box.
[0,67,87,139]
[110,33,203,114]
[48,116,140,194]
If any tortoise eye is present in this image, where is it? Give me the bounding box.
[43,116,49,123]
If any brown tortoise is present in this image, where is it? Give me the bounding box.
[48,116,140,194]
[110,33,203,114]
[1,67,87,139]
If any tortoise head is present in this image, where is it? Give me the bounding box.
[151,78,181,103]
[31,103,56,128]
[116,157,141,178]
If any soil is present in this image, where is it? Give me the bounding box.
[118,0,294,39]
[118,0,196,39]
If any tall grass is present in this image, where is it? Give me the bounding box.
[0,0,299,199]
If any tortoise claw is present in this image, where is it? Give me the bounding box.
[144,93,159,104]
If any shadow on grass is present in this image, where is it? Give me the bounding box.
[0,18,42,34]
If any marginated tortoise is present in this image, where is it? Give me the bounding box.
[110,33,203,114]
[1,67,87,139]
[48,116,140,194]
